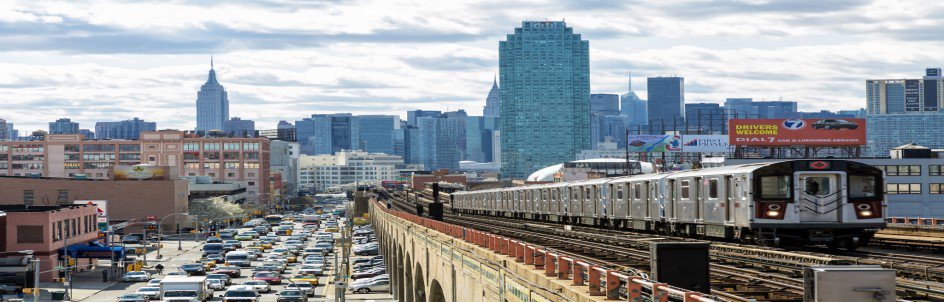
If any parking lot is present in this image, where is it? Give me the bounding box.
[102,203,391,302]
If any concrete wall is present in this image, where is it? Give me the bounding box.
[370,201,609,302]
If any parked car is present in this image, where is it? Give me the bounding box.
[122,271,151,282]
[348,279,390,294]
[121,235,142,244]
[276,289,308,302]
[134,287,161,300]
[116,293,150,302]
[351,268,385,280]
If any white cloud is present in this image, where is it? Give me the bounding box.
[0,0,943,130]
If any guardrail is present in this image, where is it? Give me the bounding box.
[372,199,720,302]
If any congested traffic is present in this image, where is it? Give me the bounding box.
[114,203,388,302]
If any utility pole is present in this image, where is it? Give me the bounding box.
[32,258,39,302]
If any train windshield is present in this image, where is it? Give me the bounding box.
[848,175,878,198]
[760,175,791,199]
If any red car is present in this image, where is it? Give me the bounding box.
[212,266,242,278]
[252,271,281,284]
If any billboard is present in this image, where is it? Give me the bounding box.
[729,118,866,146]
[681,135,729,153]
[113,165,166,180]
[627,135,681,152]
[905,79,920,112]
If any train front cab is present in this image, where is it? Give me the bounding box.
[750,160,886,248]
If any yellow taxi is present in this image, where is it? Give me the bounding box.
[286,254,297,263]
[259,242,273,249]
[291,274,319,285]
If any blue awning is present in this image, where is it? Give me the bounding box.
[59,240,126,260]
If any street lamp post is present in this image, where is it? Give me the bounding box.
[156,213,188,259]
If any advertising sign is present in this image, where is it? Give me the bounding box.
[681,135,729,153]
[728,118,866,146]
[113,165,166,180]
[905,79,921,112]
[75,200,108,230]
[627,135,681,152]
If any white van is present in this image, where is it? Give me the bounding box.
[225,251,250,267]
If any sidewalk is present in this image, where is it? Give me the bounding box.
[27,239,202,301]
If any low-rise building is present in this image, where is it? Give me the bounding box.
[298,150,421,193]
[0,204,99,281]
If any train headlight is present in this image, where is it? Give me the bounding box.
[764,203,783,219]
[859,210,873,217]
[766,210,781,217]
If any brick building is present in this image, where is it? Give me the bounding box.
[0,130,270,203]
[0,204,99,281]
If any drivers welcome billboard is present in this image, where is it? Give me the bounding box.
[728,118,866,146]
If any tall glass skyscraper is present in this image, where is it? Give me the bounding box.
[404,116,460,171]
[195,59,229,132]
[351,115,398,154]
[620,72,648,126]
[95,117,157,140]
[49,118,79,134]
[499,20,590,179]
[295,113,352,155]
[646,77,685,125]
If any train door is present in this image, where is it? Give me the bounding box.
[725,176,735,222]
[796,172,844,223]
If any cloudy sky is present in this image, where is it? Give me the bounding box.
[1,0,942,131]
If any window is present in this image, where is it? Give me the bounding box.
[223,152,240,160]
[877,165,921,176]
[183,143,200,151]
[64,162,80,169]
[65,154,80,161]
[17,226,43,243]
[225,162,239,169]
[759,175,791,199]
[119,153,140,160]
[930,184,944,194]
[708,179,719,199]
[57,190,68,204]
[184,152,199,160]
[203,143,220,151]
[243,143,259,151]
[616,185,624,200]
[83,145,101,152]
[633,183,642,199]
[849,175,878,198]
[203,152,220,160]
[227,172,235,177]
[245,163,259,169]
[886,183,921,195]
[64,144,80,152]
[64,219,70,239]
[204,163,220,169]
[185,163,200,170]
[224,143,240,150]
[119,144,140,152]
[23,190,33,205]
[680,181,690,199]
[244,152,259,160]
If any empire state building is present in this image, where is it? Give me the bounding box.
[195,58,229,132]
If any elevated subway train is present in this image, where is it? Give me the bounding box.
[451,160,886,248]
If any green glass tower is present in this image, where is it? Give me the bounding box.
[499,20,590,179]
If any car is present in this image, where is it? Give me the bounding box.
[121,235,142,244]
[812,119,858,130]
[134,286,161,300]
[354,262,383,271]
[348,279,390,294]
[116,293,150,302]
[276,289,309,302]
[180,263,206,276]
[224,240,243,248]
[206,236,223,243]
[351,268,385,280]
[146,279,162,287]
[253,264,283,274]
[241,280,272,293]
[212,266,242,278]
[166,271,188,276]
[353,246,379,256]
[206,273,231,286]
[243,231,260,238]
[207,278,226,290]
[206,253,225,263]
[290,274,320,286]
[351,274,388,286]
[221,285,260,302]
[122,271,150,282]
[285,282,316,297]
[234,234,253,241]
[297,265,322,275]
[252,271,282,284]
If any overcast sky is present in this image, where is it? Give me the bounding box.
[1,0,942,131]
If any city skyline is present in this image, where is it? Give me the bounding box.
[2,1,944,131]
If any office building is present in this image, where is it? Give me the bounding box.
[223,117,256,137]
[685,103,726,133]
[297,150,421,193]
[590,94,622,146]
[195,59,229,132]
[269,140,299,197]
[799,110,860,119]
[79,129,94,140]
[48,118,79,134]
[405,116,461,171]
[351,115,398,154]
[465,116,499,163]
[867,68,943,114]
[95,118,157,140]
[443,110,468,158]
[621,72,647,126]
[499,20,590,179]
[754,101,798,118]
[723,98,757,118]
[590,94,620,116]
[0,119,8,141]
[866,113,944,156]
[295,113,352,155]
[647,77,685,124]
[407,110,442,126]
[483,76,500,118]
[0,131,270,203]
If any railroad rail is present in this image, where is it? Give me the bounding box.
[388,190,944,301]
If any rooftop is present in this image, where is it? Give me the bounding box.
[0,204,90,213]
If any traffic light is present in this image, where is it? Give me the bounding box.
[67,257,76,267]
